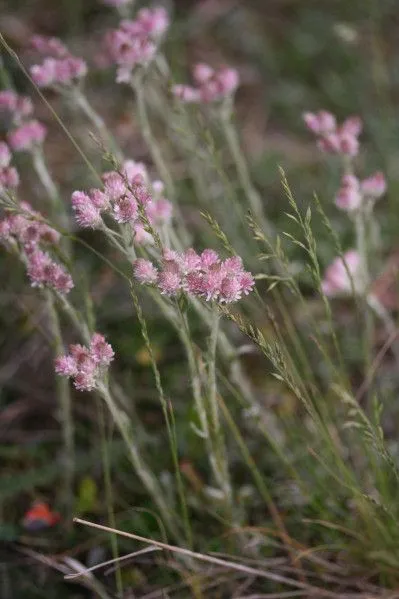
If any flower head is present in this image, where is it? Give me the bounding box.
[8,120,46,152]
[335,175,362,212]
[321,250,364,297]
[133,258,158,284]
[55,333,114,391]
[173,63,239,104]
[361,172,386,199]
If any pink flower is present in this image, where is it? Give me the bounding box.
[219,275,243,303]
[71,191,103,228]
[361,172,386,199]
[201,249,219,268]
[102,171,126,200]
[0,167,19,190]
[0,142,11,168]
[30,59,57,87]
[340,116,363,137]
[90,333,115,366]
[136,7,170,38]
[26,249,73,294]
[123,159,148,183]
[55,355,77,377]
[173,63,239,104]
[31,56,87,88]
[55,333,114,391]
[321,250,363,296]
[8,120,47,152]
[112,193,138,223]
[146,198,173,225]
[133,258,158,284]
[30,35,68,58]
[158,269,182,295]
[335,175,362,212]
[171,84,201,103]
[303,111,336,135]
[0,90,33,122]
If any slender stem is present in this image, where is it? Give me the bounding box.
[207,310,233,515]
[73,89,124,162]
[367,294,399,363]
[47,292,74,520]
[98,383,179,538]
[220,107,275,242]
[31,148,67,228]
[130,75,190,246]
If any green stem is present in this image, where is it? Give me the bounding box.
[47,292,74,520]
[98,383,179,539]
[31,147,66,226]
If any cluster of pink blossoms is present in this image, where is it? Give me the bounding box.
[55,334,114,391]
[172,63,239,104]
[134,249,255,303]
[0,142,19,191]
[335,172,387,212]
[0,201,73,294]
[104,7,169,83]
[0,90,33,124]
[29,35,87,89]
[71,160,172,244]
[321,250,364,297]
[0,89,47,153]
[303,110,362,157]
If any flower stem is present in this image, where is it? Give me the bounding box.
[47,291,74,521]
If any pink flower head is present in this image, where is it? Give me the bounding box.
[303,111,336,135]
[335,174,362,212]
[55,333,113,392]
[54,355,77,377]
[0,90,33,122]
[131,175,152,206]
[219,275,243,303]
[31,56,87,88]
[321,250,363,296]
[30,35,68,58]
[152,179,164,196]
[123,159,148,184]
[90,333,115,366]
[102,171,126,200]
[30,59,57,87]
[8,120,46,152]
[133,258,158,284]
[216,67,239,96]
[201,249,219,268]
[340,116,362,138]
[180,248,201,274]
[337,132,359,157]
[361,172,386,199]
[71,190,103,228]
[0,167,19,190]
[133,223,154,245]
[26,249,73,294]
[193,63,214,84]
[136,7,170,38]
[0,142,11,168]
[171,84,201,103]
[112,192,138,223]
[146,198,173,225]
[158,269,182,295]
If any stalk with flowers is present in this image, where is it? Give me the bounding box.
[2,1,399,596]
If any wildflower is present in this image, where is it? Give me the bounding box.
[0,166,19,191]
[30,35,69,58]
[104,8,169,83]
[71,191,103,229]
[8,120,47,152]
[112,192,138,223]
[361,172,386,199]
[133,223,153,245]
[29,35,87,90]
[134,248,255,304]
[147,198,173,226]
[303,110,362,157]
[55,333,114,391]
[172,63,239,104]
[0,90,33,123]
[123,159,148,183]
[335,175,362,212]
[26,249,74,294]
[133,258,158,284]
[321,250,364,297]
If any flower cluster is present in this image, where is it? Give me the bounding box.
[55,333,114,391]
[30,35,87,89]
[71,160,172,244]
[8,120,47,153]
[303,110,362,157]
[134,249,255,303]
[335,172,387,212]
[0,90,33,124]
[0,142,20,191]
[0,88,47,153]
[104,7,169,83]
[321,250,364,297]
[0,202,73,294]
[172,63,239,104]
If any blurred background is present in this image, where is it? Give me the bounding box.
[1,0,399,597]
